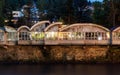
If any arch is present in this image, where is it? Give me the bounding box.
[58,23,110,45]
[113,27,120,32]
[112,26,120,45]
[4,26,17,32]
[60,23,110,32]
[30,21,50,31]
[18,26,30,42]
[44,22,63,32]
[17,26,30,32]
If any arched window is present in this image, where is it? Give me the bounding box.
[17,26,30,41]
[19,32,30,40]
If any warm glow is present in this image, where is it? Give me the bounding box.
[58,32,63,39]
[46,32,58,39]
[4,20,9,22]
[98,36,102,40]
[31,32,44,40]
[107,32,110,39]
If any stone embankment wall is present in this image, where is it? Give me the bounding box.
[0,45,111,63]
[46,46,108,62]
[0,46,44,63]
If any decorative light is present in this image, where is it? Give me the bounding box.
[98,36,102,40]
[107,32,110,39]
[4,20,9,22]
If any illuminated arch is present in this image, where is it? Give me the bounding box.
[4,26,17,32]
[44,22,63,32]
[17,26,30,32]
[30,21,50,31]
[60,23,110,32]
[113,27,120,32]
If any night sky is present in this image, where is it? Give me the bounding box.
[90,0,103,2]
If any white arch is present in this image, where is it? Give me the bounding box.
[44,22,63,32]
[60,23,110,32]
[30,21,50,31]
[4,26,17,32]
[17,26,30,32]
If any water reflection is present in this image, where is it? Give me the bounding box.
[0,64,120,75]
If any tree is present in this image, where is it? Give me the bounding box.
[0,0,5,26]
[73,0,93,23]
[37,0,91,24]
[0,0,98,27]
[37,0,68,23]
[92,0,120,28]
[110,0,120,26]
[103,0,120,27]
[93,1,106,25]
[63,0,74,24]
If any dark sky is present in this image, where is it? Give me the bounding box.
[90,0,103,2]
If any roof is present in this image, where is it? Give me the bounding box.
[60,23,110,32]
[4,26,17,32]
[111,25,120,31]
[44,22,62,32]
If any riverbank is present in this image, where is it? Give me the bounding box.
[0,45,120,64]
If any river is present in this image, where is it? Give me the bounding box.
[0,64,120,75]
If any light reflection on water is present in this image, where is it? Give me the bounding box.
[0,64,120,75]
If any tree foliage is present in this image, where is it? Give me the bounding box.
[0,0,5,26]
[92,0,120,28]
[92,2,106,26]
[0,0,97,27]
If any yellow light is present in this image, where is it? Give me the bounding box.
[107,32,110,39]
[4,20,9,22]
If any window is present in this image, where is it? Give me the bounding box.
[0,32,4,41]
[19,32,30,40]
[85,32,103,40]
[75,32,84,40]
[7,32,17,41]
[116,32,120,40]
[85,32,92,40]
[31,32,45,40]
[45,32,58,40]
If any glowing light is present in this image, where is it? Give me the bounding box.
[98,36,102,40]
[107,32,110,39]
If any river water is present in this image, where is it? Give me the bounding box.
[0,64,120,75]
